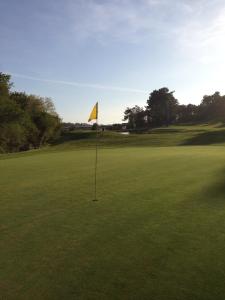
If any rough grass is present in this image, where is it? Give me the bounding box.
[1,124,225,299]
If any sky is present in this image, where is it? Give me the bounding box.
[1,0,225,124]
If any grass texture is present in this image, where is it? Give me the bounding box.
[1,124,225,299]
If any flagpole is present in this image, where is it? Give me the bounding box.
[93,102,99,201]
[88,102,99,201]
[94,119,98,201]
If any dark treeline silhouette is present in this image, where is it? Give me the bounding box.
[124,87,225,129]
[0,72,61,153]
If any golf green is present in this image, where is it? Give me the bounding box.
[1,146,225,299]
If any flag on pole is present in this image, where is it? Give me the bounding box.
[88,102,98,122]
[88,102,99,201]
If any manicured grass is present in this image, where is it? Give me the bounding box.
[1,125,225,299]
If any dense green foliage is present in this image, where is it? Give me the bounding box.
[1,128,225,299]
[0,72,61,153]
[147,87,178,126]
[124,87,225,129]
[124,106,147,129]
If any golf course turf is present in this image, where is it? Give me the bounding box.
[1,125,225,299]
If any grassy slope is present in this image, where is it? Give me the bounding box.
[50,123,225,150]
[1,124,225,299]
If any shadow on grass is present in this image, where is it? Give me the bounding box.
[181,130,225,145]
[180,168,225,211]
[207,181,225,202]
[216,123,225,128]
[150,128,184,134]
[199,169,225,207]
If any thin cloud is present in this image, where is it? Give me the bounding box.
[176,3,225,65]
[65,0,168,43]
[10,73,148,94]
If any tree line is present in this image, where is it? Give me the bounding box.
[124,87,225,129]
[0,72,61,153]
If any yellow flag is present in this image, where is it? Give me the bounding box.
[88,102,98,122]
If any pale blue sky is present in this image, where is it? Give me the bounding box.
[1,0,225,123]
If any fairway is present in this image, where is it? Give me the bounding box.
[1,145,225,299]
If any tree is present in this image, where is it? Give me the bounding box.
[177,104,198,123]
[0,72,12,98]
[198,92,225,122]
[0,72,61,153]
[146,88,179,127]
[123,106,147,129]
[33,111,61,146]
[0,73,27,152]
[91,123,98,130]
